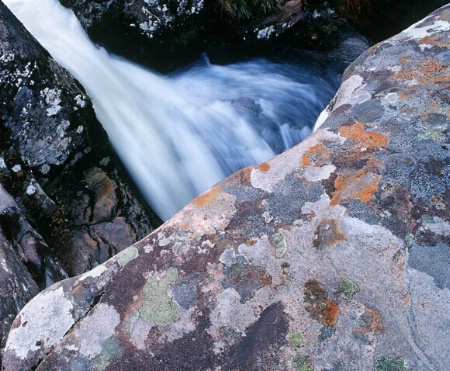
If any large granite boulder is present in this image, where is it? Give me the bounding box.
[3,4,450,371]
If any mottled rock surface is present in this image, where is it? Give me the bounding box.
[3,4,450,371]
[0,0,161,353]
[0,1,160,276]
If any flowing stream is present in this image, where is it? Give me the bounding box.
[5,0,336,220]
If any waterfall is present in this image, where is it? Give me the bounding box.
[4,0,336,220]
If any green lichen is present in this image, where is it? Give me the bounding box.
[292,355,313,371]
[418,125,447,142]
[271,232,287,258]
[116,246,139,267]
[140,268,179,326]
[375,355,406,371]
[96,337,123,371]
[286,332,307,349]
[339,278,360,301]
[125,310,139,335]
[404,234,414,248]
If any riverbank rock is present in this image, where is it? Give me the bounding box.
[58,0,370,74]
[0,185,41,352]
[3,4,450,371]
[0,1,161,349]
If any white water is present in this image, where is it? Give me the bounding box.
[5,0,335,220]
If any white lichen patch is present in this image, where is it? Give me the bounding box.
[40,88,62,116]
[40,164,51,174]
[5,286,75,359]
[72,303,121,358]
[12,164,21,173]
[26,184,36,195]
[126,314,153,350]
[0,53,15,63]
[332,74,371,110]
[402,18,450,40]
[56,120,70,138]
[256,25,275,40]
[115,246,139,267]
[142,243,154,253]
[384,92,399,105]
[169,188,237,238]
[251,129,342,192]
[421,216,450,237]
[303,164,336,182]
[74,94,86,108]
[419,43,434,52]
[262,210,273,224]
[79,264,108,281]
[340,215,402,252]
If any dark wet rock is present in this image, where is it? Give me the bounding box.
[0,185,41,351]
[0,0,161,354]
[0,1,160,277]
[59,0,208,71]
[3,4,450,371]
[59,0,369,75]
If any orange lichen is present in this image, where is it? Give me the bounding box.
[330,169,382,206]
[245,239,257,247]
[227,165,253,185]
[323,300,339,327]
[313,219,346,249]
[304,279,339,327]
[419,35,450,48]
[339,123,389,148]
[300,143,331,167]
[258,162,271,172]
[393,58,450,87]
[192,185,222,207]
[353,307,383,336]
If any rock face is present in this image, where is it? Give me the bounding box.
[3,4,450,371]
[0,0,161,352]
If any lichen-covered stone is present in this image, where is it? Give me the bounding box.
[0,1,161,279]
[3,4,450,370]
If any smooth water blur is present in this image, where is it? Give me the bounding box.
[5,0,336,220]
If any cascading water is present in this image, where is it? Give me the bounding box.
[4,0,336,220]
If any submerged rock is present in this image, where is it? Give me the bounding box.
[4,4,450,370]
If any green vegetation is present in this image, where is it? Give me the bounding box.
[218,0,282,22]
